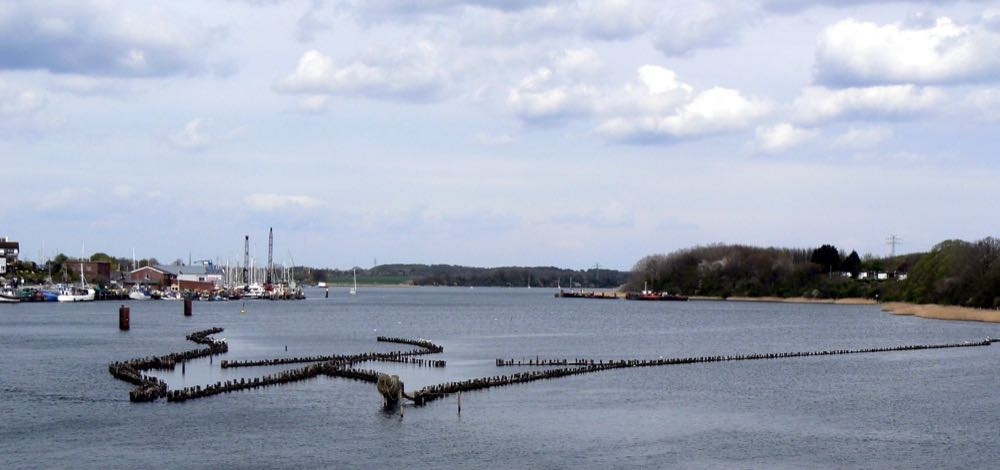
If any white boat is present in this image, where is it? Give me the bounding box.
[349,268,357,295]
[244,283,265,299]
[0,288,20,303]
[159,290,182,301]
[58,262,95,302]
[317,281,327,288]
[128,285,152,301]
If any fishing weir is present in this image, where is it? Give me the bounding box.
[108,327,997,408]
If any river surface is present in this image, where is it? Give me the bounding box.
[3,287,1000,469]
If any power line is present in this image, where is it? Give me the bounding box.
[887,234,902,257]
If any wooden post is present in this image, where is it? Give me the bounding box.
[457,391,462,415]
[184,297,192,316]
[118,305,130,330]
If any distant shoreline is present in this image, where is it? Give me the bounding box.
[688,296,876,305]
[881,302,1000,323]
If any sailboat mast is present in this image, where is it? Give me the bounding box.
[266,227,273,286]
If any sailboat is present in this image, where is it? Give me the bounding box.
[349,268,357,295]
[58,261,96,302]
[129,284,152,300]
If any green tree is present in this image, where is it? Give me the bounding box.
[841,251,862,278]
[810,244,841,273]
[90,252,115,263]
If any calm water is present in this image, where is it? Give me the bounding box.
[3,287,1000,469]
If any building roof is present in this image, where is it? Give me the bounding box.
[153,264,222,276]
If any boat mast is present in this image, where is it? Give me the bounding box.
[243,235,249,288]
[266,227,273,287]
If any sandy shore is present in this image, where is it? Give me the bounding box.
[881,302,1000,323]
[688,296,876,305]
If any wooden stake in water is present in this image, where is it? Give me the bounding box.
[458,391,462,415]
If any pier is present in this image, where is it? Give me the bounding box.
[108,328,994,407]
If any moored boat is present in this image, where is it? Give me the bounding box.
[0,288,20,303]
[57,261,96,302]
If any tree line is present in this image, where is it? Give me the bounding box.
[627,237,1000,309]
[303,264,628,288]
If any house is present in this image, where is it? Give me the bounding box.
[127,264,224,291]
[0,237,18,274]
[127,266,177,288]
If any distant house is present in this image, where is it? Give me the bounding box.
[127,266,177,288]
[127,264,223,291]
[0,237,18,274]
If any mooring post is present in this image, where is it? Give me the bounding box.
[325,287,329,298]
[184,297,193,316]
[458,391,462,415]
[118,304,130,331]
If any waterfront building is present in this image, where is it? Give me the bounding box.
[127,264,224,291]
[0,237,18,274]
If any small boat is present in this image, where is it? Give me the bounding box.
[159,290,182,301]
[244,283,265,299]
[0,288,20,303]
[624,282,688,301]
[57,286,96,302]
[349,268,357,296]
[58,262,96,302]
[317,281,327,288]
[128,284,153,301]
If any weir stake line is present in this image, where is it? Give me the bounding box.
[108,329,993,405]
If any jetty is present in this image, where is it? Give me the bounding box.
[108,328,996,409]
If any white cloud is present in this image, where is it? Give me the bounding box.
[506,48,602,123]
[169,118,208,150]
[816,17,1000,86]
[581,0,657,40]
[792,85,943,125]
[298,95,330,114]
[755,122,818,154]
[244,193,325,211]
[275,44,449,102]
[833,125,893,149]
[0,1,226,77]
[599,85,770,143]
[652,1,754,56]
[598,65,694,116]
[0,80,46,116]
[964,88,1000,122]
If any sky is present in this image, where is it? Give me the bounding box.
[1,0,999,270]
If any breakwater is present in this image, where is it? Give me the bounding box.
[108,327,229,402]
[110,332,445,403]
[110,328,993,408]
[404,339,993,406]
[494,339,993,367]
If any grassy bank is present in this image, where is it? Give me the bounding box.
[689,296,876,305]
[881,302,1000,323]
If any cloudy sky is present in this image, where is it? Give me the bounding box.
[2,0,998,270]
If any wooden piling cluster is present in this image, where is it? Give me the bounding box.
[404,338,993,406]
[107,327,229,402]
[494,339,993,369]
[370,356,446,368]
[220,336,445,369]
[110,325,993,409]
[110,331,445,403]
[376,336,444,353]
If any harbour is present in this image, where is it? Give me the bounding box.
[4,288,1000,469]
